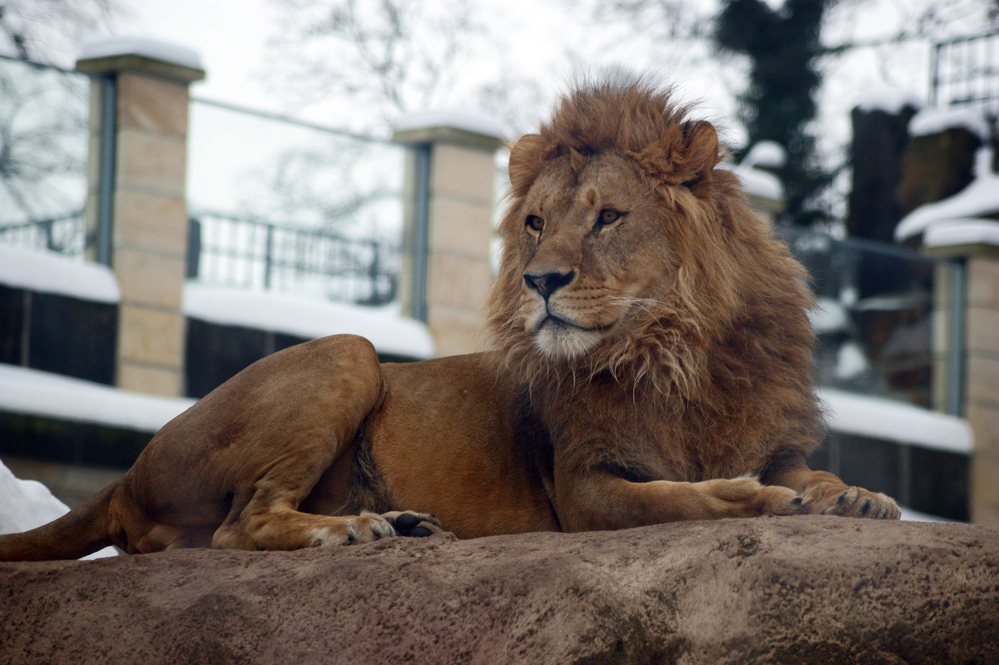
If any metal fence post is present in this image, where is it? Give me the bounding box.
[411,143,431,322]
[947,259,967,416]
[264,223,275,290]
[96,74,117,268]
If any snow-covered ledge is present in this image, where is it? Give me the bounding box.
[895,148,999,246]
[76,35,205,83]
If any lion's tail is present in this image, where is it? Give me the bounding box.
[0,483,116,562]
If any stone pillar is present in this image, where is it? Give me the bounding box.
[925,228,999,525]
[393,112,505,357]
[76,38,205,397]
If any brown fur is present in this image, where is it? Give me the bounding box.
[0,80,898,562]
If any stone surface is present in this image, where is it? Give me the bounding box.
[1,517,996,665]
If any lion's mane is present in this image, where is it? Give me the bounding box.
[486,80,824,475]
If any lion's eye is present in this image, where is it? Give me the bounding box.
[595,209,624,229]
[525,215,544,233]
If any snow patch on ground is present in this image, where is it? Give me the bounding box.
[0,459,118,559]
[183,283,435,359]
[0,245,120,303]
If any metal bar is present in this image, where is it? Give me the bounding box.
[264,224,275,290]
[947,260,967,417]
[411,144,432,322]
[190,96,396,146]
[97,74,117,268]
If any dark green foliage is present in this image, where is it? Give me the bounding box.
[714,0,836,225]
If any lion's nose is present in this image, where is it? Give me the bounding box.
[524,270,576,299]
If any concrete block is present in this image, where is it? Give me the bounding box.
[431,144,496,206]
[113,190,188,257]
[426,253,492,311]
[113,249,186,310]
[428,197,495,258]
[117,72,189,138]
[115,128,186,198]
[116,305,185,369]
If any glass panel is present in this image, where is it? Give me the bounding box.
[0,56,88,257]
[186,100,406,304]
[778,226,957,410]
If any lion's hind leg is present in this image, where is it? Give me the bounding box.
[210,477,443,550]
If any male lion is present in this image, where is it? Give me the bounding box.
[0,81,899,561]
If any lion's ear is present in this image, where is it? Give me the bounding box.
[631,120,721,194]
[680,120,720,189]
[508,134,545,197]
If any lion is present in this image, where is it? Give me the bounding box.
[0,80,899,561]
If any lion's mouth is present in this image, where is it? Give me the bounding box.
[537,314,612,335]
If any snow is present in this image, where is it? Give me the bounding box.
[183,283,435,359]
[393,108,508,140]
[809,297,849,333]
[834,342,868,381]
[896,149,999,241]
[0,364,195,432]
[720,163,784,201]
[77,35,204,72]
[819,388,973,454]
[0,460,118,559]
[0,245,120,303]
[924,218,999,249]
[908,105,992,141]
[740,141,787,169]
[853,83,923,115]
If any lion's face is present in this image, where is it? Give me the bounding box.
[512,152,674,359]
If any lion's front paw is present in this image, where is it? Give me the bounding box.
[702,478,803,518]
[799,484,901,519]
[377,511,442,537]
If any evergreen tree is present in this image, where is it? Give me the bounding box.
[714,0,836,226]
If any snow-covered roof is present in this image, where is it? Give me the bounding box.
[0,245,120,303]
[896,149,999,241]
[393,108,508,140]
[819,388,973,454]
[77,35,204,72]
[721,163,784,201]
[183,283,435,359]
[853,83,923,115]
[0,364,195,432]
[0,460,117,558]
[908,105,992,141]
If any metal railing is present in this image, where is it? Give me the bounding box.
[777,225,964,415]
[188,212,399,306]
[0,55,89,240]
[930,30,999,117]
[0,211,86,257]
